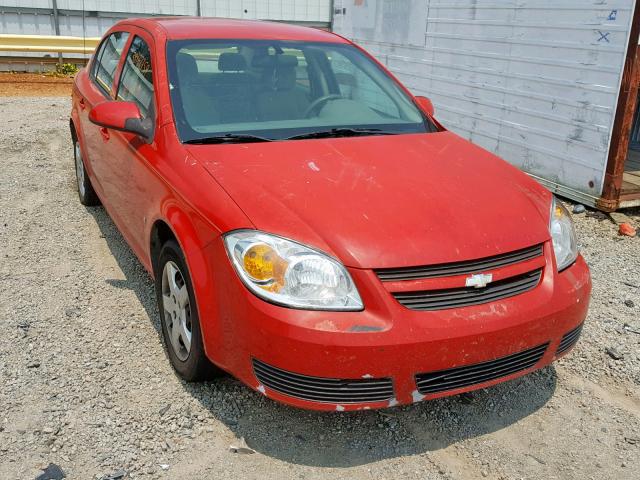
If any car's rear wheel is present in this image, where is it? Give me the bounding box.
[155,239,220,381]
[73,138,100,206]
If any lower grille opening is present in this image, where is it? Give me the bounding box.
[415,343,548,395]
[557,323,583,355]
[252,359,394,404]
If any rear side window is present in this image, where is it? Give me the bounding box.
[92,31,129,96]
[117,36,154,119]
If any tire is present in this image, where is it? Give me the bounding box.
[73,137,100,206]
[155,239,221,381]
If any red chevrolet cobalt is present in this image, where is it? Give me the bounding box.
[70,17,591,411]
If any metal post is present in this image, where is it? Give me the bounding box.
[51,0,63,64]
[330,0,335,31]
[196,0,201,17]
[600,2,640,210]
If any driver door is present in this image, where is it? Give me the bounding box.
[107,30,159,260]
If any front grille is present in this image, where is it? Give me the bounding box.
[393,269,542,311]
[375,244,543,281]
[415,343,548,395]
[252,359,394,404]
[557,323,583,355]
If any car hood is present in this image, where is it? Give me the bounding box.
[187,131,552,269]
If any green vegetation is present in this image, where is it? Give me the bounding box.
[54,62,79,76]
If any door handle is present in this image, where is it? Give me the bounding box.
[100,127,110,140]
[79,97,86,110]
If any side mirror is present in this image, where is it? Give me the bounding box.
[415,96,434,117]
[89,101,151,140]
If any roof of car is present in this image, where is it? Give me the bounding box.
[122,17,347,43]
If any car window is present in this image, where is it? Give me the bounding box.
[167,40,433,142]
[117,36,154,119]
[93,31,129,96]
[327,49,400,118]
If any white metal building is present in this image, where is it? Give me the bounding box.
[333,0,640,210]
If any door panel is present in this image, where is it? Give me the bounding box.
[109,33,159,259]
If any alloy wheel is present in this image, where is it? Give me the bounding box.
[74,141,86,197]
[161,260,192,361]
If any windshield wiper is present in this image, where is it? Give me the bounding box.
[184,133,274,144]
[285,128,397,141]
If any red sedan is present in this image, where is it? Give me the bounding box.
[70,17,591,411]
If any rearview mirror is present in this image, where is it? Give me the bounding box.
[415,96,434,117]
[89,101,151,140]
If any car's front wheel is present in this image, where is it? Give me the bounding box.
[155,239,220,381]
[73,138,100,206]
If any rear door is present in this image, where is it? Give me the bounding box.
[77,31,130,207]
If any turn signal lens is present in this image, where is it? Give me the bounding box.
[243,244,277,281]
[242,243,288,292]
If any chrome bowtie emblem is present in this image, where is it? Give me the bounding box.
[465,273,493,288]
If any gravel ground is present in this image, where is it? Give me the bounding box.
[1,97,639,480]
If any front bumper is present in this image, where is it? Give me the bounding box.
[202,240,591,411]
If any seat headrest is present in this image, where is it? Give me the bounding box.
[252,54,299,69]
[176,52,199,85]
[275,66,296,91]
[218,52,247,72]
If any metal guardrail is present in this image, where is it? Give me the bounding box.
[0,34,100,55]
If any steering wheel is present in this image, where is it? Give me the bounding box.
[304,94,342,118]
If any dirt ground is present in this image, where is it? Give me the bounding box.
[0,72,72,97]
[1,96,639,480]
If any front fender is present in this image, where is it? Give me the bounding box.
[148,204,224,362]
[164,204,214,287]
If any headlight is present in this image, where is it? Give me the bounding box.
[549,197,578,271]
[223,230,363,311]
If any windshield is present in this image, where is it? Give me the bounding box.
[166,39,436,142]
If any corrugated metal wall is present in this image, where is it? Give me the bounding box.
[333,0,637,205]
